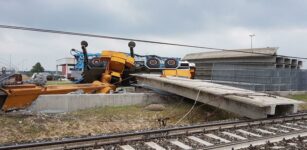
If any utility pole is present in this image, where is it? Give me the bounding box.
[249,34,255,49]
[9,55,11,70]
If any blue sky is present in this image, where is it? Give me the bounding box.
[1,0,307,70]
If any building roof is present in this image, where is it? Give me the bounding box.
[56,58,76,65]
[182,47,278,60]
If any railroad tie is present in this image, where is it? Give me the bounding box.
[288,122,307,129]
[120,145,135,150]
[188,136,214,146]
[145,142,166,150]
[286,123,299,126]
[271,146,285,149]
[169,140,193,150]
[278,125,300,131]
[296,121,307,125]
[222,131,247,140]
[205,134,231,143]
[236,129,262,137]
[255,129,276,135]
[266,127,289,133]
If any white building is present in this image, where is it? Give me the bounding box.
[56,58,76,79]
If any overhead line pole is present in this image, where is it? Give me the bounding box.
[249,34,255,49]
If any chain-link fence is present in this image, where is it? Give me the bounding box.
[195,63,307,91]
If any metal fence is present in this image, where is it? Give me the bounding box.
[195,63,307,91]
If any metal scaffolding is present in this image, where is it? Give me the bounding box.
[195,63,307,91]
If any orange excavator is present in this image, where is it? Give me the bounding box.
[0,41,195,112]
[0,41,135,111]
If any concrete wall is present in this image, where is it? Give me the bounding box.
[29,93,169,113]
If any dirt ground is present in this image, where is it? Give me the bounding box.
[0,100,235,145]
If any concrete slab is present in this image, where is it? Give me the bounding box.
[29,93,166,113]
[133,74,303,119]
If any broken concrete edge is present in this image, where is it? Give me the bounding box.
[28,92,172,113]
[132,74,303,118]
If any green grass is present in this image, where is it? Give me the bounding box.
[290,94,307,101]
[289,94,307,110]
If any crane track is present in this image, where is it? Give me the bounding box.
[2,113,307,150]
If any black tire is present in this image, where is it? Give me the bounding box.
[165,58,178,68]
[146,57,160,68]
[89,57,105,68]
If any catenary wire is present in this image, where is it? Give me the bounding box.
[0,24,307,60]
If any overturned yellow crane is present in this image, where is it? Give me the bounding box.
[0,41,135,111]
[0,40,195,112]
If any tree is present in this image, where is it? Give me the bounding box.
[30,62,45,73]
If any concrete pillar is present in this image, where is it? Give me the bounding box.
[276,64,284,68]
[284,58,291,69]
[298,61,303,68]
[291,59,298,69]
[285,58,291,65]
[276,57,284,65]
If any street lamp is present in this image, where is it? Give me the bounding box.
[249,34,255,49]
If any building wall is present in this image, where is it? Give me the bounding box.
[56,58,76,79]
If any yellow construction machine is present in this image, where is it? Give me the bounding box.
[0,41,135,111]
[0,41,195,112]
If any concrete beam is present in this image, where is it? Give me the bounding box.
[182,48,278,61]
[298,61,303,68]
[133,74,302,119]
[29,93,167,113]
[190,57,277,64]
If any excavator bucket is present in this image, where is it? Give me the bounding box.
[0,85,42,111]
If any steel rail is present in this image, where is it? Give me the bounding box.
[1,113,307,149]
[204,129,307,150]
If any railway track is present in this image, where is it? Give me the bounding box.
[2,113,307,150]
